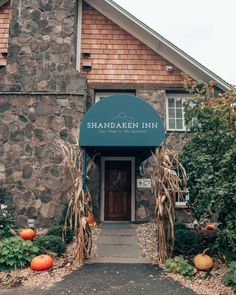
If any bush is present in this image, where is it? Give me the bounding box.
[0,237,39,271]
[35,235,66,256]
[0,204,16,239]
[215,230,236,262]
[165,256,194,277]
[174,225,201,256]
[180,81,236,263]
[222,261,236,292]
[0,186,13,206]
[174,221,188,231]
[46,226,73,244]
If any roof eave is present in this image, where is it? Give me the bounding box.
[85,0,232,91]
[0,0,9,8]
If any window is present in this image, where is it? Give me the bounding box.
[166,94,197,131]
[95,91,135,103]
[175,190,189,207]
[166,189,189,207]
[166,94,187,131]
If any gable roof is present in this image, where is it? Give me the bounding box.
[0,0,9,8]
[85,0,232,91]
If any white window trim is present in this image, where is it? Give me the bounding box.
[95,91,135,103]
[175,190,190,207]
[166,93,190,132]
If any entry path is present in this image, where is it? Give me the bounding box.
[1,223,197,295]
[88,223,148,263]
[1,264,197,295]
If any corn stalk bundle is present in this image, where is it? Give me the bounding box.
[151,146,187,264]
[54,136,93,266]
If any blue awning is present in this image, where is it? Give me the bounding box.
[79,94,165,149]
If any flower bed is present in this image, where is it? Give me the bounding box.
[136,223,234,295]
[0,227,100,289]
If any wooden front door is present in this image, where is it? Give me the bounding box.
[105,161,131,221]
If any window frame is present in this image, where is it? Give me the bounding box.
[166,93,190,131]
[175,190,190,208]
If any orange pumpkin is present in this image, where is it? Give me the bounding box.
[87,212,96,227]
[31,255,53,271]
[206,224,214,230]
[194,249,213,270]
[19,228,36,240]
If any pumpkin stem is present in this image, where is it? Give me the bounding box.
[203,248,209,255]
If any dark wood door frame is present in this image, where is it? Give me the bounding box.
[100,157,135,222]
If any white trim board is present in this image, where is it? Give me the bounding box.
[76,0,83,71]
[85,0,232,91]
[100,157,135,222]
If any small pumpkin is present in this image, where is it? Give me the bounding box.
[206,224,214,230]
[31,254,53,271]
[19,228,36,240]
[194,249,213,270]
[87,212,96,227]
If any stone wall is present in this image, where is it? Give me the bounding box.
[0,0,88,226]
[0,94,85,226]
[0,0,86,92]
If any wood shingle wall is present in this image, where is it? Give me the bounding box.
[81,3,184,85]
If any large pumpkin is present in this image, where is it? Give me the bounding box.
[206,224,214,230]
[19,229,36,240]
[31,255,53,271]
[194,249,213,270]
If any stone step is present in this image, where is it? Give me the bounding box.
[97,244,143,258]
[98,235,138,245]
[99,228,136,236]
[87,257,149,264]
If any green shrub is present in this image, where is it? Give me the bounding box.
[174,226,201,256]
[0,237,39,271]
[46,226,73,244]
[165,256,194,277]
[0,186,13,206]
[35,235,66,256]
[215,230,236,262]
[174,221,188,231]
[0,204,16,239]
[222,262,236,292]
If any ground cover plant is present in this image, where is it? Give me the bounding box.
[0,237,39,271]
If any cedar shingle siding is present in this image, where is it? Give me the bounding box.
[81,3,184,85]
[0,2,10,66]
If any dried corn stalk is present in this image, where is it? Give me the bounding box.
[54,135,93,266]
[151,145,187,264]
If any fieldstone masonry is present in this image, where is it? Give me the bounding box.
[0,0,87,226]
[0,94,85,226]
[0,0,86,92]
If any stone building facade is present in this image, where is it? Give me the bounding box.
[0,0,231,226]
[0,0,87,226]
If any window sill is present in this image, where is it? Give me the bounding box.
[167,129,186,132]
[175,205,188,209]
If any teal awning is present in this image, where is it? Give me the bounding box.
[79,94,165,149]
